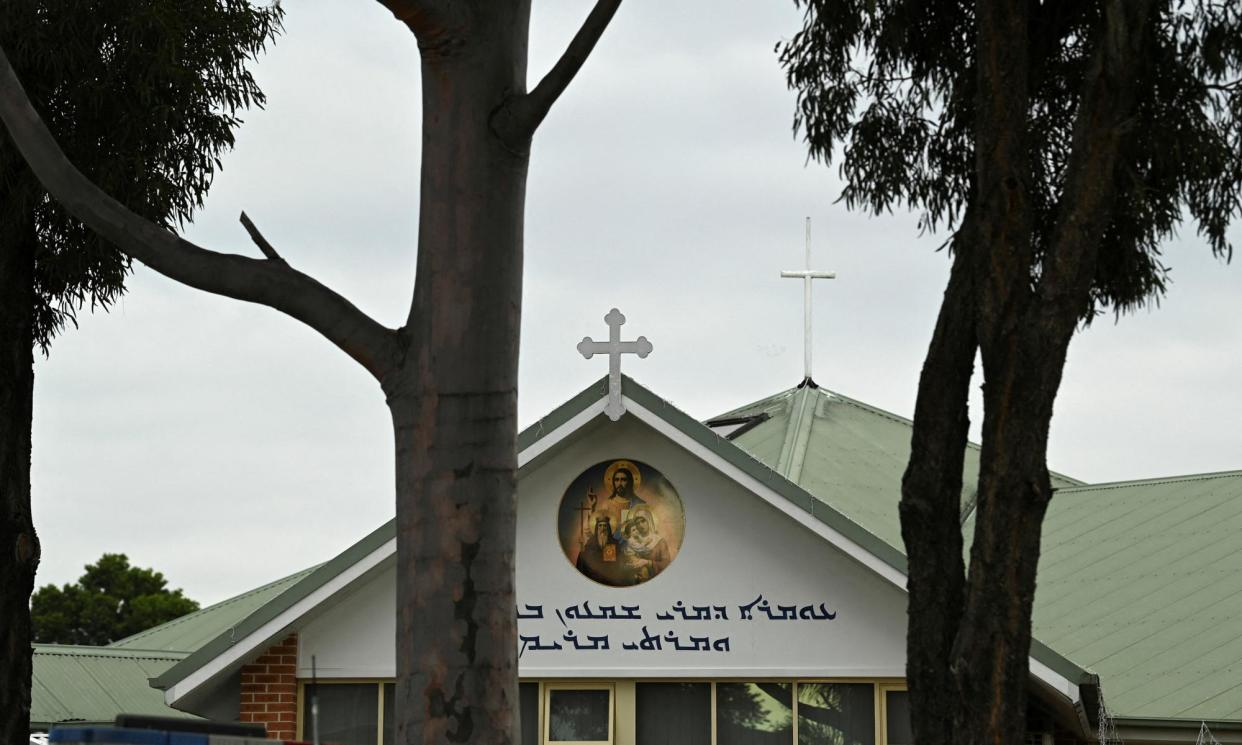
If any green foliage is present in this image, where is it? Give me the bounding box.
[778,0,1242,317]
[0,0,283,350]
[31,553,199,645]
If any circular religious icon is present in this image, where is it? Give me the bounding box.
[557,459,686,587]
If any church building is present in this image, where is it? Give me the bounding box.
[31,305,1242,745]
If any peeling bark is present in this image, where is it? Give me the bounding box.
[386,13,529,742]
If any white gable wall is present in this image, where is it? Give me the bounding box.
[294,413,906,680]
[298,563,396,678]
[515,414,906,677]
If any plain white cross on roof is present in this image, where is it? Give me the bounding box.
[577,308,652,421]
[780,217,836,382]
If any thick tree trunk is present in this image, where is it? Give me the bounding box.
[899,233,976,745]
[387,5,531,744]
[950,336,1062,745]
[0,205,40,745]
[901,3,1159,744]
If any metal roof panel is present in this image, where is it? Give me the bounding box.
[31,646,192,729]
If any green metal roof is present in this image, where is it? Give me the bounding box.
[31,645,193,729]
[109,566,318,653]
[152,375,1094,701]
[1033,471,1242,721]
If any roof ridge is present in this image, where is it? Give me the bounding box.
[775,386,817,480]
[108,565,320,648]
[1055,468,1242,493]
[706,384,800,422]
[34,644,188,659]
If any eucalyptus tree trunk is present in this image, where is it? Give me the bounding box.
[899,2,1159,745]
[384,5,530,742]
[898,238,975,745]
[0,206,39,745]
[0,2,622,743]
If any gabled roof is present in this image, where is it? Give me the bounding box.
[150,375,1093,714]
[1034,470,1242,722]
[31,645,192,729]
[110,567,317,653]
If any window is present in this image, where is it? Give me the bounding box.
[382,683,395,745]
[796,683,874,745]
[637,682,711,745]
[716,682,793,745]
[521,682,540,745]
[302,679,905,745]
[882,689,912,745]
[300,683,379,745]
[302,680,540,745]
[544,684,614,744]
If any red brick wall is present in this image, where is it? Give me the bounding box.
[239,634,299,740]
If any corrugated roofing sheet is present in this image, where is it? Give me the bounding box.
[1034,471,1242,720]
[108,567,317,653]
[31,646,191,728]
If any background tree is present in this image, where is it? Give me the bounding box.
[0,0,625,742]
[780,2,1240,745]
[31,553,199,646]
[0,1,280,740]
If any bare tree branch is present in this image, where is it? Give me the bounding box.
[491,0,622,147]
[0,46,400,382]
[240,211,286,265]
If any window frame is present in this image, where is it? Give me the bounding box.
[292,677,911,745]
[790,678,881,745]
[295,679,387,745]
[877,683,909,745]
[542,682,616,745]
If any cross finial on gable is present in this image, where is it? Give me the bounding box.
[780,217,837,383]
[577,308,652,421]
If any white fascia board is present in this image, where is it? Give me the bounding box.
[519,397,609,468]
[164,536,396,708]
[1030,657,1082,704]
[522,666,907,678]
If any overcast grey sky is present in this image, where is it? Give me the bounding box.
[30,0,1242,605]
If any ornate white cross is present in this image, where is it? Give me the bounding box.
[577,308,652,421]
[780,217,837,382]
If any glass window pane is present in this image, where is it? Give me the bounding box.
[884,691,912,745]
[716,682,793,745]
[797,683,874,745]
[382,683,395,745]
[548,689,610,742]
[636,682,710,745]
[521,683,540,745]
[302,683,378,745]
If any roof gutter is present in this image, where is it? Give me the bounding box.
[1114,718,1242,745]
